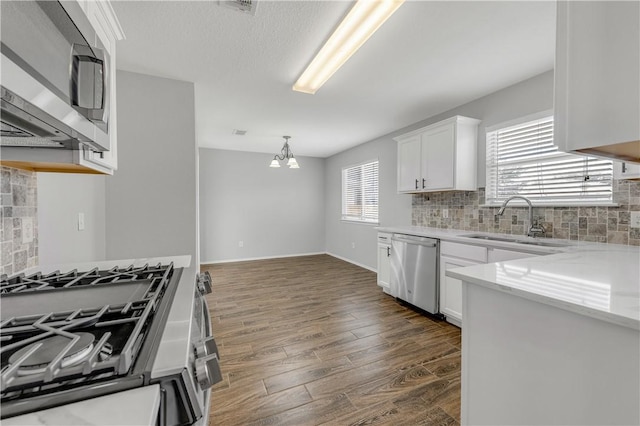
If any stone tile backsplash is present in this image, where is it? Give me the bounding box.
[1,166,38,275]
[412,179,640,246]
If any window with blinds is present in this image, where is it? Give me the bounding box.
[486,115,613,205]
[342,160,379,223]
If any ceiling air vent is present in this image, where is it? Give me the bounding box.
[219,0,257,16]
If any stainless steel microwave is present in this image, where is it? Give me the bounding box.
[0,1,110,152]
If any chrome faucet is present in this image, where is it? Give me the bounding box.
[496,196,546,237]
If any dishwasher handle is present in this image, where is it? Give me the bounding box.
[392,234,438,247]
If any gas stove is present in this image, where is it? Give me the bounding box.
[0,257,220,425]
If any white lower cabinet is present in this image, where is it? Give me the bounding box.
[439,241,541,327]
[440,256,482,327]
[487,248,540,263]
[378,234,545,327]
[377,233,392,294]
[439,241,487,327]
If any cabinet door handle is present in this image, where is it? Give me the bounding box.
[622,162,627,173]
[422,178,426,189]
[387,247,391,257]
[415,179,419,189]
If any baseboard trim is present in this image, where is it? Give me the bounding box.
[201,252,378,273]
[200,252,326,265]
[325,252,377,273]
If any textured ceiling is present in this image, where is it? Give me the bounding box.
[113,1,556,158]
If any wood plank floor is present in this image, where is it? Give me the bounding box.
[202,254,461,426]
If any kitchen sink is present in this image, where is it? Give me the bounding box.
[514,240,572,247]
[461,234,572,248]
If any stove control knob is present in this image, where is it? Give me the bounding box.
[197,272,212,295]
[195,336,219,359]
[195,353,222,388]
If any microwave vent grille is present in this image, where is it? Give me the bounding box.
[0,136,65,148]
[1,121,34,138]
[219,0,257,15]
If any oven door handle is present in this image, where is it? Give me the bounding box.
[201,294,213,340]
[194,293,219,360]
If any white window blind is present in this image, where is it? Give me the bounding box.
[486,116,613,205]
[342,160,379,223]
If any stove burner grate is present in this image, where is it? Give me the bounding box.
[0,263,171,293]
[9,332,95,375]
[0,262,174,396]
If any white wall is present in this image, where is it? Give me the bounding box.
[324,70,554,270]
[106,71,198,262]
[199,148,325,263]
[37,173,106,265]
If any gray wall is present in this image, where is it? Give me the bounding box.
[37,173,106,265]
[32,70,553,271]
[106,71,198,262]
[324,70,554,270]
[324,139,411,270]
[405,70,555,188]
[199,148,325,263]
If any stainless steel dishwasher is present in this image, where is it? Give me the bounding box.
[390,234,441,316]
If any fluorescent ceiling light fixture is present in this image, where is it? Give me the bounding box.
[293,0,405,94]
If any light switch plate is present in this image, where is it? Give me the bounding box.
[22,217,33,244]
[78,212,85,231]
[631,212,640,228]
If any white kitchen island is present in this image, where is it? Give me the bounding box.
[447,246,640,425]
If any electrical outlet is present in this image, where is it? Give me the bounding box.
[442,208,449,218]
[631,212,640,228]
[351,242,356,249]
[238,241,244,248]
[78,212,85,231]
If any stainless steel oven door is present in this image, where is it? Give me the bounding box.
[192,294,216,425]
[185,280,220,425]
[151,268,221,425]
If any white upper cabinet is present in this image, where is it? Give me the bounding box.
[395,116,480,193]
[613,161,640,181]
[554,1,640,162]
[397,134,422,192]
[76,0,124,174]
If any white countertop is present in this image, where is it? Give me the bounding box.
[376,225,592,254]
[448,246,640,330]
[22,255,192,276]
[2,385,161,426]
[378,226,640,330]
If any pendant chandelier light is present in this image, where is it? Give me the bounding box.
[269,136,299,169]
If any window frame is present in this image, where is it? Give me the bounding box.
[484,111,615,207]
[341,159,380,224]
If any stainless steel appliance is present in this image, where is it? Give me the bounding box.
[0,257,221,425]
[0,1,110,152]
[390,234,441,316]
